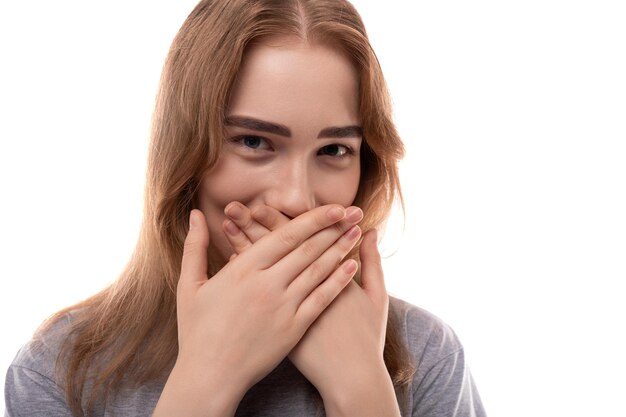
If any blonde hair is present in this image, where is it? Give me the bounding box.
[41,0,413,415]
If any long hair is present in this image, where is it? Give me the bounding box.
[40,0,413,415]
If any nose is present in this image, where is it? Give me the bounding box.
[264,160,317,219]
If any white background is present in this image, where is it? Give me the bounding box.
[1,1,625,415]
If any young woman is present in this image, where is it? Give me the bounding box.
[5,1,486,416]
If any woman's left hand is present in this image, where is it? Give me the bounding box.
[224,203,399,416]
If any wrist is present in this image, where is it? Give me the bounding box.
[153,359,245,417]
[319,361,401,417]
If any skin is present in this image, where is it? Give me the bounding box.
[226,204,401,417]
[153,37,400,417]
[197,36,362,263]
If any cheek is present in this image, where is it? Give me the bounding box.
[197,157,269,261]
[316,166,361,207]
[200,158,264,208]
[200,155,362,213]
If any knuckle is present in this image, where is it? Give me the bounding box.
[182,245,206,267]
[340,233,357,250]
[241,214,255,230]
[253,206,274,224]
[183,238,200,253]
[313,209,330,230]
[279,229,300,247]
[310,290,331,312]
[368,250,383,268]
[231,240,245,253]
[307,260,324,279]
[228,230,243,243]
[250,206,266,221]
[266,213,281,228]
[184,229,207,252]
[333,221,347,235]
[299,240,318,258]
[334,253,344,268]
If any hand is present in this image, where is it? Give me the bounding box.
[155,205,363,417]
[224,204,392,406]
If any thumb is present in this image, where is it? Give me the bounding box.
[359,229,387,307]
[179,209,210,293]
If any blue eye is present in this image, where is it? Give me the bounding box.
[318,144,352,158]
[233,135,271,151]
[243,136,263,149]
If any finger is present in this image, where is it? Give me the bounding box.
[179,209,210,295]
[359,229,388,307]
[270,206,363,280]
[287,225,362,305]
[295,258,357,326]
[225,201,270,243]
[245,204,348,269]
[250,205,290,231]
[251,205,362,234]
[222,219,253,255]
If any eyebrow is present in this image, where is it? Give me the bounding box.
[317,126,363,139]
[224,116,362,139]
[225,116,290,137]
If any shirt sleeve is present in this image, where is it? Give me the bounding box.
[389,297,487,417]
[5,364,72,417]
[411,348,486,417]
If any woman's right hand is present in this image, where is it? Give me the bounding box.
[153,205,362,417]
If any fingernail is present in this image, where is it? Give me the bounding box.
[225,203,243,219]
[346,206,363,222]
[224,220,238,236]
[327,206,346,221]
[343,259,358,274]
[345,225,361,240]
[189,210,197,229]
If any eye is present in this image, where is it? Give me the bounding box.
[233,135,272,151]
[318,144,353,158]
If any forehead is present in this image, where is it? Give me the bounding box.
[227,36,360,128]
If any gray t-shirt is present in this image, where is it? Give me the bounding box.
[5,297,486,416]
